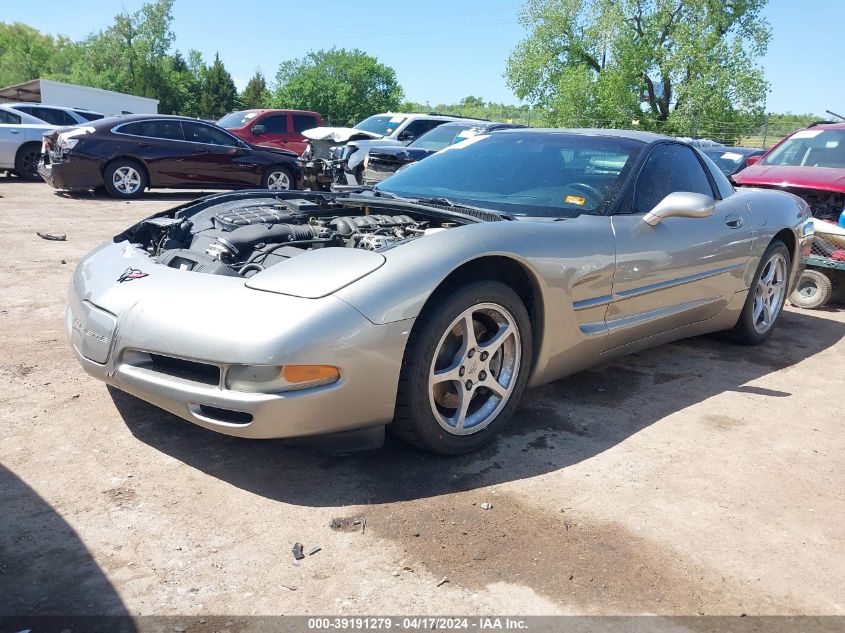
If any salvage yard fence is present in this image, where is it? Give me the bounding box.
[434,107,816,149]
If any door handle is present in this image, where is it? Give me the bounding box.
[10,130,20,134]
[725,214,744,229]
[139,142,153,149]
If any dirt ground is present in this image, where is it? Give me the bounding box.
[1,177,844,618]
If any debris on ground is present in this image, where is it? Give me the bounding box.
[292,543,305,560]
[391,571,400,577]
[280,583,297,591]
[437,577,449,587]
[37,231,67,241]
[329,516,366,533]
[308,546,321,556]
[60,259,67,264]
[480,502,494,510]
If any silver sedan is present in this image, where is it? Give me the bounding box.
[67,129,813,454]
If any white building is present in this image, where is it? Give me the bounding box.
[0,79,158,117]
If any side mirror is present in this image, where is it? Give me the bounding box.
[643,192,715,226]
[252,124,266,136]
[745,154,762,166]
[397,130,415,142]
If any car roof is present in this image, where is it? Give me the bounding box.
[87,113,213,129]
[701,146,765,155]
[2,102,102,114]
[496,127,671,143]
[229,108,320,116]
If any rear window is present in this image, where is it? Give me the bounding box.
[22,106,77,126]
[292,114,318,134]
[74,110,104,121]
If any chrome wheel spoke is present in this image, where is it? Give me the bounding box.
[479,322,514,358]
[485,376,510,400]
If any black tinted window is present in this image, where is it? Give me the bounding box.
[257,115,287,134]
[0,109,21,124]
[633,144,714,213]
[402,119,444,139]
[30,107,76,125]
[183,122,238,146]
[74,110,104,121]
[119,120,185,141]
[292,114,318,133]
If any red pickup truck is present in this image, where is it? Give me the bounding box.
[217,109,323,156]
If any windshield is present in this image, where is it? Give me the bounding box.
[702,149,750,175]
[763,129,845,168]
[377,132,642,217]
[217,111,260,129]
[354,114,405,136]
[408,124,471,150]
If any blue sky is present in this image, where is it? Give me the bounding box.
[4,0,843,116]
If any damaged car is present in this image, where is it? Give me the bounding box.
[301,112,468,188]
[68,129,811,455]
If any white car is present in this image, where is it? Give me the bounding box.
[0,104,56,180]
[2,102,104,126]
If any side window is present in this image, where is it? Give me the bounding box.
[257,115,287,134]
[118,122,144,136]
[292,114,317,134]
[0,110,22,124]
[140,120,184,141]
[402,119,443,139]
[696,149,735,199]
[74,110,104,121]
[632,144,715,214]
[183,122,238,147]
[32,107,76,126]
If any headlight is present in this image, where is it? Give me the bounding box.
[226,364,340,393]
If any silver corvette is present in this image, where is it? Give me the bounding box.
[68,129,813,454]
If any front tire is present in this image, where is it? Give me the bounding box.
[262,165,293,190]
[392,280,533,454]
[103,159,147,198]
[789,269,833,309]
[14,143,42,181]
[728,240,791,345]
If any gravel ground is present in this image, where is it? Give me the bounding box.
[1,178,843,617]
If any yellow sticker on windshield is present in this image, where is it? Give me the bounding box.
[565,195,586,206]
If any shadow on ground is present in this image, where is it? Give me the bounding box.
[0,465,132,619]
[111,309,844,507]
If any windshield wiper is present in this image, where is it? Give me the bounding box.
[407,196,516,220]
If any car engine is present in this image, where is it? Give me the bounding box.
[121,195,456,278]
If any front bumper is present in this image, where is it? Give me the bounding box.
[39,154,104,191]
[68,242,411,439]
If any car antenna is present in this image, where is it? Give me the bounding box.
[825,109,845,122]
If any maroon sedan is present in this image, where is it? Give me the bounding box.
[39,114,305,199]
[733,122,845,223]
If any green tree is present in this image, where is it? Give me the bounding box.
[506,0,771,141]
[200,53,238,119]
[241,70,269,109]
[0,22,73,87]
[274,48,403,125]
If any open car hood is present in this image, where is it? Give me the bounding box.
[301,126,383,143]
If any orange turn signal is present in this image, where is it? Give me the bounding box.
[282,365,340,385]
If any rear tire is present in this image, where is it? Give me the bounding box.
[14,143,42,181]
[728,240,791,345]
[391,280,532,455]
[103,159,147,198]
[789,269,833,309]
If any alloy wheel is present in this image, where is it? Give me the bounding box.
[267,170,291,190]
[752,252,788,334]
[20,149,39,178]
[428,302,521,435]
[112,166,142,195]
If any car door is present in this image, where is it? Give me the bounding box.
[182,121,258,186]
[0,109,24,168]
[290,113,319,155]
[605,142,752,350]
[115,120,195,185]
[250,114,289,150]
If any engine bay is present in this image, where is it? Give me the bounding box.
[120,194,465,277]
